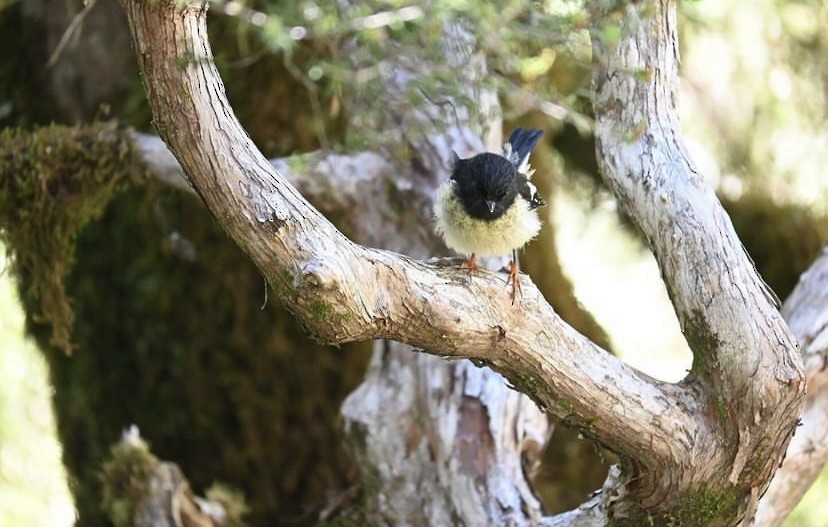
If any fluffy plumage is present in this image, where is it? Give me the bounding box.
[434,127,546,302]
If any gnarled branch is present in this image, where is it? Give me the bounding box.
[122,0,689,470]
[589,2,803,519]
[121,0,805,524]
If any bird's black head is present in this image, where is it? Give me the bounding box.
[451,152,518,221]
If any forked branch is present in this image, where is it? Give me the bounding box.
[122,0,804,524]
[122,0,693,470]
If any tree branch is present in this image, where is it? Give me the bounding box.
[122,0,692,473]
[121,0,806,524]
[590,0,804,519]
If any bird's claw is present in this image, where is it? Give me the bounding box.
[460,253,480,278]
[506,260,522,305]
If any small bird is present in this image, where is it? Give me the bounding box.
[434,127,546,303]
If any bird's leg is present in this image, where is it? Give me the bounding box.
[506,249,522,304]
[460,253,480,277]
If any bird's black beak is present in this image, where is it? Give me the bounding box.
[486,200,497,213]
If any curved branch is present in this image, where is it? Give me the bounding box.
[591,0,804,515]
[122,0,808,524]
[121,0,694,473]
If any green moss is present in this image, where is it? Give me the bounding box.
[100,436,157,527]
[683,310,736,424]
[611,486,741,527]
[303,298,363,344]
[205,483,250,527]
[310,299,335,320]
[666,487,739,526]
[36,185,371,527]
[285,152,312,174]
[684,310,719,375]
[101,439,252,527]
[509,370,539,397]
[0,122,132,353]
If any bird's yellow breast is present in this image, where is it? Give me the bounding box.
[434,181,542,257]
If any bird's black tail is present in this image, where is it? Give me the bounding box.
[506,127,544,167]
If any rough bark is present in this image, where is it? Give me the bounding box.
[127,2,554,524]
[331,8,556,526]
[120,0,805,526]
[588,2,803,524]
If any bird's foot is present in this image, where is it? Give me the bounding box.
[460,253,480,278]
[506,260,522,305]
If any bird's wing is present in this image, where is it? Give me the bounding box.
[503,127,544,178]
[516,175,546,210]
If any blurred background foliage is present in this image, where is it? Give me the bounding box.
[0,0,826,526]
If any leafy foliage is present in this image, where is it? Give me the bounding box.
[209,0,596,146]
